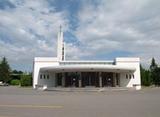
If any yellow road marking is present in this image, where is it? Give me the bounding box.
[0,104,63,109]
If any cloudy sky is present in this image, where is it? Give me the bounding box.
[0,0,160,71]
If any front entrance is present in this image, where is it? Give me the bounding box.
[81,72,99,87]
[55,72,115,87]
[65,72,79,87]
[102,72,113,87]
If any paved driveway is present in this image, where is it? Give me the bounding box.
[0,86,160,117]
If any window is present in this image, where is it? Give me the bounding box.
[126,74,128,79]
[40,74,42,79]
[47,75,49,79]
[132,74,134,79]
[44,75,46,79]
[129,74,132,79]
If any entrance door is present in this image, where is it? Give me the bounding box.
[82,72,92,86]
[81,72,98,87]
[65,72,79,87]
[102,72,113,87]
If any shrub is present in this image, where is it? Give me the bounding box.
[20,74,32,86]
[10,79,20,85]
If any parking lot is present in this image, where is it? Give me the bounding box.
[0,86,160,117]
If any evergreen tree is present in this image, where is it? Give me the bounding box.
[0,57,11,83]
[153,67,160,86]
[150,58,157,71]
[150,58,158,85]
[141,65,151,86]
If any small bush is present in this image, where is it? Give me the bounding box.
[20,74,32,86]
[10,79,20,85]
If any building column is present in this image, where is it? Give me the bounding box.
[115,73,120,87]
[99,72,102,87]
[62,72,65,87]
[78,72,82,87]
[117,73,120,87]
[54,73,57,87]
[113,73,116,87]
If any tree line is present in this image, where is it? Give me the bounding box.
[141,58,160,86]
[0,57,32,86]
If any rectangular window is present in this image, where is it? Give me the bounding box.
[126,74,128,79]
[44,75,46,79]
[40,74,42,79]
[129,74,132,79]
[47,75,49,79]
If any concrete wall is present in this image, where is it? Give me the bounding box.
[38,72,56,87]
[33,57,59,88]
[119,72,135,87]
[115,58,141,89]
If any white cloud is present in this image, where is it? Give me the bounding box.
[0,0,69,71]
[73,0,160,66]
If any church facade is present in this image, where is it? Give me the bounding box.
[33,28,141,90]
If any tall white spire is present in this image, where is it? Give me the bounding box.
[57,26,65,61]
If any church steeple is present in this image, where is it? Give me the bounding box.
[60,25,62,33]
[57,26,65,61]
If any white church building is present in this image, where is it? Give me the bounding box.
[33,27,141,90]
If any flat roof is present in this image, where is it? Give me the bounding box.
[40,64,135,73]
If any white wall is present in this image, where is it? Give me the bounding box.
[38,72,56,87]
[33,57,59,88]
[115,58,141,89]
[119,72,134,87]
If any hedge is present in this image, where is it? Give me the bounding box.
[20,74,32,86]
[10,79,20,85]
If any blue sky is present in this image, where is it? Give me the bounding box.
[0,0,160,71]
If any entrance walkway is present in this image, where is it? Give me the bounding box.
[46,87,133,92]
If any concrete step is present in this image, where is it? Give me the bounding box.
[46,87,132,92]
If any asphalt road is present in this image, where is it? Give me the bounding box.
[0,86,160,117]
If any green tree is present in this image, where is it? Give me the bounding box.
[141,65,151,86]
[0,57,11,83]
[150,58,158,85]
[153,67,160,86]
[150,58,157,71]
[12,70,23,74]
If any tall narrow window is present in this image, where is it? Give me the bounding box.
[126,74,128,79]
[40,74,42,79]
[47,75,49,79]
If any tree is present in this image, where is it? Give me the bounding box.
[150,58,157,71]
[141,65,151,86]
[153,67,160,86]
[0,57,11,83]
[12,70,23,74]
[150,58,158,85]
